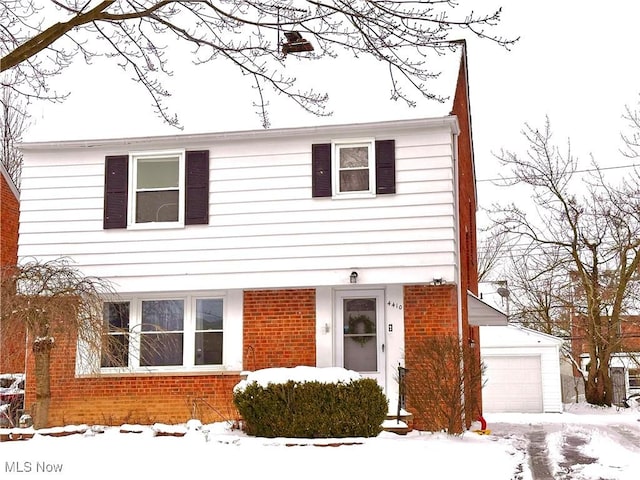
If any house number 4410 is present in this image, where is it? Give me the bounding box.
[387,301,403,310]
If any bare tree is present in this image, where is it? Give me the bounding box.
[500,248,570,335]
[488,117,640,406]
[621,95,640,158]
[477,227,510,283]
[404,335,484,434]
[1,1,516,128]
[1,79,28,190]
[0,258,115,428]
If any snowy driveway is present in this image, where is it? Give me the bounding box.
[487,409,640,480]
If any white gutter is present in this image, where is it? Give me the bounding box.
[18,116,460,151]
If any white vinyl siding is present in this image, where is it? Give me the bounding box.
[19,122,458,293]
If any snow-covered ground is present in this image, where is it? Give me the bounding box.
[487,402,640,480]
[2,368,639,479]
[0,402,638,480]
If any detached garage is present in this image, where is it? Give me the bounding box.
[480,325,563,413]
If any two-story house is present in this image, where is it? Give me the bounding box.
[16,46,506,431]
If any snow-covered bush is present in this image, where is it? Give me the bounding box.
[233,367,387,438]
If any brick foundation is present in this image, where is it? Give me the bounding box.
[23,332,240,427]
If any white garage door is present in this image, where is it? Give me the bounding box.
[482,355,543,413]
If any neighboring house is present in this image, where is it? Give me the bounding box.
[573,316,640,402]
[0,161,19,268]
[480,325,563,413]
[17,44,506,430]
[0,162,23,374]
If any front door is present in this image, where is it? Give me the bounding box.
[335,290,386,389]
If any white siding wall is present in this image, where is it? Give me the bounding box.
[18,121,458,293]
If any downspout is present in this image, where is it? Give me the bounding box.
[452,128,466,428]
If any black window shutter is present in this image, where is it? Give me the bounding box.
[185,150,210,225]
[312,143,332,197]
[104,155,129,229]
[375,139,396,195]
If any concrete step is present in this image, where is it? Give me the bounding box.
[382,411,413,435]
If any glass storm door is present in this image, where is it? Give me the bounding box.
[335,290,385,389]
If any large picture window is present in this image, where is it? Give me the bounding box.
[140,299,184,366]
[101,295,225,371]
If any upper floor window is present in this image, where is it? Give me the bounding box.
[132,152,184,225]
[334,142,375,195]
[104,150,210,229]
[312,139,395,198]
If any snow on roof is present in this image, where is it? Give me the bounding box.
[480,324,564,348]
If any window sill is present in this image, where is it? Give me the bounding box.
[79,367,242,378]
[331,191,377,200]
[125,222,185,231]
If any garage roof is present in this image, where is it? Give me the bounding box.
[468,291,508,326]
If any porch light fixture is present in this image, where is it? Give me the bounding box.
[281,31,314,56]
[432,277,444,286]
[350,271,358,284]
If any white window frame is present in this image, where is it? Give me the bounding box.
[128,150,186,229]
[332,139,375,198]
[98,292,238,374]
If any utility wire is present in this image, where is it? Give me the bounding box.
[477,163,640,183]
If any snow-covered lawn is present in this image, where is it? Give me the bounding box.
[1,403,638,480]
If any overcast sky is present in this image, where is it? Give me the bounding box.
[23,1,640,213]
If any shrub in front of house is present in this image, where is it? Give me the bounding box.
[233,378,388,438]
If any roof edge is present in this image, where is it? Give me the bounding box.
[0,162,19,200]
[18,116,459,151]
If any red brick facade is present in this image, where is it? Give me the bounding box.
[0,166,22,374]
[23,323,241,426]
[23,288,318,426]
[401,44,482,432]
[0,167,19,268]
[571,315,640,359]
[404,285,459,340]
[454,44,482,427]
[243,289,316,370]
[24,282,485,430]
